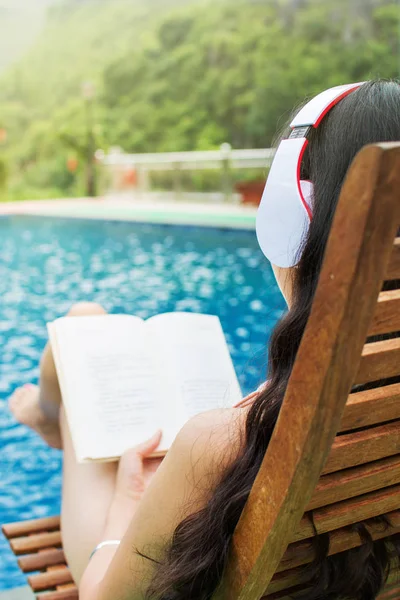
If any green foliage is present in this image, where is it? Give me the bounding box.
[0,155,8,198]
[0,0,399,200]
[0,1,49,74]
[151,168,267,194]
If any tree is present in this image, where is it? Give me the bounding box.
[0,0,399,200]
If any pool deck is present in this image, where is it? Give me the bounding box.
[0,194,257,598]
[0,587,33,599]
[0,196,257,229]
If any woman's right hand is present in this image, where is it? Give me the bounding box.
[103,431,163,540]
[115,430,163,500]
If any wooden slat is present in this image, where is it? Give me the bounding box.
[2,516,60,539]
[266,565,400,597]
[36,589,78,600]
[18,548,66,573]
[307,485,400,539]
[266,565,311,595]
[218,144,400,600]
[356,337,400,385]
[290,515,315,543]
[385,570,400,588]
[278,509,400,573]
[264,584,400,600]
[298,487,400,553]
[57,584,77,591]
[369,289,400,335]
[386,238,400,280]
[10,531,62,555]
[308,455,400,510]
[277,539,321,574]
[340,383,400,432]
[322,420,400,475]
[378,588,400,600]
[28,567,73,592]
[264,584,309,599]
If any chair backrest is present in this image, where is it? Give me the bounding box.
[213,143,400,600]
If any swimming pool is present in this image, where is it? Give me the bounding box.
[0,215,286,590]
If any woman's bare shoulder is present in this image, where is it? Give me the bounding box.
[172,407,248,485]
[93,406,250,600]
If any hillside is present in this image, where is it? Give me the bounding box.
[0,0,198,112]
[0,0,398,200]
[0,0,200,198]
[0,0,53,73]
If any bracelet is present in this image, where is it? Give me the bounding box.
[89,540,121,560]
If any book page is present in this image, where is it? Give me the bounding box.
[50,315,177,461]
[147,313,242,428]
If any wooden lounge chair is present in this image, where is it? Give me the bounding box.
[3,142,400,600]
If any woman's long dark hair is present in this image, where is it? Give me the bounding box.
[145,80,400,600]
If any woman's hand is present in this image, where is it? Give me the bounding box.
[103,430,163,539]
[115,429,163,500]
[80,434,164,600]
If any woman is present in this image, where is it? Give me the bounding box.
[10,79,400,600]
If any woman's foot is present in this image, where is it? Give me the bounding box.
[9,384,62,449]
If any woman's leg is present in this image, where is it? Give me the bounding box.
[9,302,107,448]
[39,302,109,420]
[10,302,118,583]
[60,404,117,584]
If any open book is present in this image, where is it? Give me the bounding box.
[48,312,243,463]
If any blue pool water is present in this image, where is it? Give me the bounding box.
[0,215,286,589]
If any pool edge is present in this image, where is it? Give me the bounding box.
[0,586,34,599]
[0,198,257,230]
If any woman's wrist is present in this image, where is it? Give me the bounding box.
[90,540,121,560]
[102,491,141,539]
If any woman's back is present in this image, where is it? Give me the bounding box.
[136,80,400,600]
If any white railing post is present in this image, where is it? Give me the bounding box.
[172,162,182,199]
[220,143,232,203]
[136,166,150,199]
[101,147,273,202]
